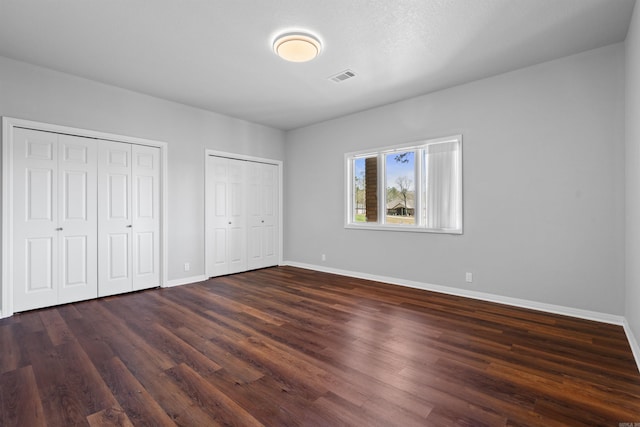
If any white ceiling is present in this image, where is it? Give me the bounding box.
[0,0,635,130]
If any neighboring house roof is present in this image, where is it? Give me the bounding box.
[386,198,415,209]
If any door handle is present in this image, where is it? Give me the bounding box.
[228,221,232,225]
[261,220,264,223]
[126,225,132,228]
[55,227,63,231]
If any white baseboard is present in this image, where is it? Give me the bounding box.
[283,261,640,373]
[623,319,640,374]
[283,261,625,325]
[165,275,208,288]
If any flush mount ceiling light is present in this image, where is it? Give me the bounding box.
[273,32,321,62]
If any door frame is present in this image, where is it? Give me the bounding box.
[1,116,168,318]
[204,149,283,278]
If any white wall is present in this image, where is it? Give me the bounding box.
[626,3,640,347]
[0,55,285,307]
[285,44,625,315]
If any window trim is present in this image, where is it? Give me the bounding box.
[345,135,463,234]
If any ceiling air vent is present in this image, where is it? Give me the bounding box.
[329,69,356,83]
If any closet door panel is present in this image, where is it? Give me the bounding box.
[227,159,247,274]
[132,145,160,290]
[62,236,87,284]
[247,162,263,269]
[214,229,227,264]
[248,227,262,262]
[24,238,54,291]
[58,134,97,304]
[136,232,155,274]
[12,128,59,311]
[207,156,229,276]
[264,224,277,260]
[247,162,279,270]
[98,141,132,297]
[108,233,130,278]
[27,169,54,220]
[206,156,247,276]
[261,163,279,267]
[228,226,244,270]
[108,174,129,218]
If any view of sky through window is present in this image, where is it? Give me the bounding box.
[385,151,415,191]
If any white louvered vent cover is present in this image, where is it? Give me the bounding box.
[329,70,356,83]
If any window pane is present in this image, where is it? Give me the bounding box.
[353,156,378,222]
[385,151,415,225]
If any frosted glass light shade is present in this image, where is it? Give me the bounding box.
[274,33,321,62]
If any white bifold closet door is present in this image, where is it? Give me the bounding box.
[207,156,248,277]
[98,141,160,297]
[206,155,279,278]
[12,128,98,312]
[247,161,278,270]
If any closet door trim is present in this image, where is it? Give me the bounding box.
[1,116,168,318]
[204,149,283,278]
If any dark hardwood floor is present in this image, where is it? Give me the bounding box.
[1,266,639,426]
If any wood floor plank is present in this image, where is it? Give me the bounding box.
[1,266,639,425]
[0,365,46,427]
[201,310,330,400]
[63,317,118,369]
[55,340,124,411]
[98,357,177,427]
[359,395,433,427]
[166,362,264,427]
[39,309,76,346]
[206,371,319,426]
[148,322,223,376]
[193,290,287,326]
[26,336,124,426]
[89,329,215,426]
[304,392,384,427]
[86,407,135,427]
[94,294,224,379]
[15,311,46,333]
[78,301,176,372]
[171,325,265,384]
[0,324,23,374]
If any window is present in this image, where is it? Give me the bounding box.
[346,135,462,234]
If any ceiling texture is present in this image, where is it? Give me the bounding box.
[0,0,636,130]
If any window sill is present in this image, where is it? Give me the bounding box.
[344,223,463,235]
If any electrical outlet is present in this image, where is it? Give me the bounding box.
[184,262,190,272]
[465,272,473,283]
[321,254,326,262]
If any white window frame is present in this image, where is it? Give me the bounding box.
[345,135,463,234]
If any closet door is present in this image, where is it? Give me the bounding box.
[12,130,98,311]
[207,155,227,277]
[12,128,60,311]
[98,141,133,297]
[132,145,160,290]
[57,134,98,304]
[227,158,247,274]
[247,162,279,270]
[207,156,247,276]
